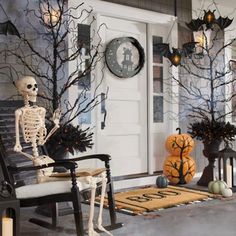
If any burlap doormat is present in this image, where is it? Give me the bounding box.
[102,186,213,215]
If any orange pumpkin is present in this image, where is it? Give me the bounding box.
[165,128,194,156]
[163,155,196,184]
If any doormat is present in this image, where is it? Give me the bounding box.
[101,186,213,215]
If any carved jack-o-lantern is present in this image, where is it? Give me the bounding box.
[165,128,194,156]
[163,155,196,184]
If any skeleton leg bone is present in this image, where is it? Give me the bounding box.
[19,151,34,161]
[96,172,113,236]
[87,176,100,236]
[18,151,54,183]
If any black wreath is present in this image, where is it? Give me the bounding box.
[105,37,145,78]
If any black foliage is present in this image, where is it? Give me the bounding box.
[45,123,93,159]
[188,119,236,143]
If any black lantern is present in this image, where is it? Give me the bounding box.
[218,144,236,192]
[0,180,20,236]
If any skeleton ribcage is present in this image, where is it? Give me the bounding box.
[20,108,47,143]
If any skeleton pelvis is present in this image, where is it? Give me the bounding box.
[33,155,54,182]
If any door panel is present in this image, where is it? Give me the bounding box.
[97,16,147,177]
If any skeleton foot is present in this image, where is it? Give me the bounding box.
[97,224,113,236]
[88,228,100,236]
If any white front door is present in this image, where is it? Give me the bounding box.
[97,16,147,177]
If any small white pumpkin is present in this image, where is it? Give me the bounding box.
[208,180,228,194]
[221,188,233,198]
[208,181,215,193]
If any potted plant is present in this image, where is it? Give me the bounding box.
[188,119,236,185]
[46,123,94,161]
[165,9,236,186]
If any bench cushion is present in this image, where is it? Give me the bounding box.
[16,176,103,199]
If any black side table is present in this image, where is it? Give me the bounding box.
[0,181,20,236]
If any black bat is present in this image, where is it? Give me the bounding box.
[215,16,233,30]
[0,20,20,38]
[155,43,171,58]
[156,42,197,65]
[186,13,233,31]
[186,18,204,31]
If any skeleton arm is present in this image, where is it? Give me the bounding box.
[14,109,23,152]
[14,109,35,161]
[43,108,61,144]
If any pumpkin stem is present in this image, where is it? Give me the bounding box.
[176,127,181,134]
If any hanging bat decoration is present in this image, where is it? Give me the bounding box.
[186,10,233,31]
[186,18,204,31]
[156,42,197,67]
[0,20,21,38]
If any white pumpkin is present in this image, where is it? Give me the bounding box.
[221,188,233,198]
[208,181,215,192]
[208,180,228,194]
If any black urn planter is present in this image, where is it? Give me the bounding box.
[46,145,69,172]
[197,139,222,186]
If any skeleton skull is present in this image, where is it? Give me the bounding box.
[15,76,38,103]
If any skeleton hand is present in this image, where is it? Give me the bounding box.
[51,108,61,127]
[14,143,22,152]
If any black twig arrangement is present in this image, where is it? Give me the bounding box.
[0,0,107,158]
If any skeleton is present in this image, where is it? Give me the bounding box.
[14,76,112,236]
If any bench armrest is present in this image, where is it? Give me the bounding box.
[69,154,111,162]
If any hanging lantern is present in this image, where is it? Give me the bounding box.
[43,9,61,27]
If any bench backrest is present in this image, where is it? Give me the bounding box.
[0,100,37,186]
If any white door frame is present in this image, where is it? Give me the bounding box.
[70,0,179,179]
[147,22,179,174]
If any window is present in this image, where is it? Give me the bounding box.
[77,24,91,124]
[153,36,164,123]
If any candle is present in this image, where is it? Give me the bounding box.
[2,217,13,236]
[226,164,232,188]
